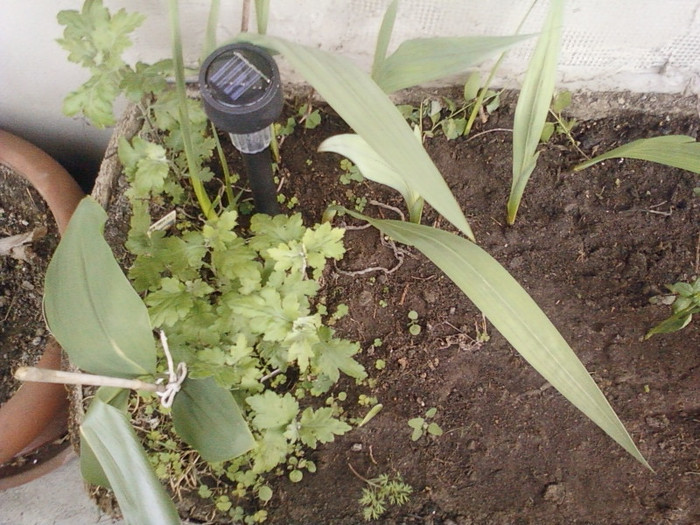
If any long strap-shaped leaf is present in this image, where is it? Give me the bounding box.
[319,133,424,223]
[374,34,533,94]
[344,210,651,469]
[574,135,700,173]
[371,0,399,79]
[81,399,181,525]
[509,0,565,225]
[236,33,475,241]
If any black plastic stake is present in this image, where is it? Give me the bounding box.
[242,149,280,215]
[199,43,283,215]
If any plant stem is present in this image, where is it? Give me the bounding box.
[348,462,381,488]
[168,0,216,220]
[211,123,236,208]
[464,0,539,137]
[15,366,162,392]
[549,109,590,159]
[202,0,221,62]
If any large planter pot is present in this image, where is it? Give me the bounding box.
[0,129,84,489]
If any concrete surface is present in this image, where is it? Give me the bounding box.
[0,452,123,525]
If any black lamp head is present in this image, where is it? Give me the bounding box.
[199,43,283,135]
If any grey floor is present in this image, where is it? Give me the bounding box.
[0,452,122,525]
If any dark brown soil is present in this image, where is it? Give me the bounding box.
[0,166,58,405]
[249,99,699,524]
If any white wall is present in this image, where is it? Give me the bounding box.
[1,0,699,179]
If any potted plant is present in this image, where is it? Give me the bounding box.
[20,0,700,522]
[0,129,84,488]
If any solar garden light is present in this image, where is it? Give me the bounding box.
[200,43,283,215]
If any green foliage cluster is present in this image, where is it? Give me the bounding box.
[54,1,371,521]
[397,76,501,141]
[57,0,167,127]
[646,277,700,339]
[116,92,367,523]
[407,407,443,441]
[358,473,413,521]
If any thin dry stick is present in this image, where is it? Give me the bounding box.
[15,366,162,392]
[347,462,379,487]
[465,128,513,143]
[241,0,251,32]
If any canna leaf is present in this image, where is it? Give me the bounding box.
[254,0,270,35]
[341,208,651,470]
[574,135,700,173]
[509,0,565,225]
[236,33,475,241]
[44,197,156,377]
[172,377,255,462]
[80,386,130,489]
[80,398,180,525]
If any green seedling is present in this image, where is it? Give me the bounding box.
[540,91,587,158]
[396,80,501,142]
[645,277,700,339]
[358,403,383,427]
[408,407,443,441]
[407,310,422,335]
[275,116,297,137]
[339,158,364,185]
[358,394,378,407]
[354,469,412,521]
[298,103,322,129]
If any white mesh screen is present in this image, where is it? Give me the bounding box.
[248,0,700,94]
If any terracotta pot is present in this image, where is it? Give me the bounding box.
[0,129,85,489]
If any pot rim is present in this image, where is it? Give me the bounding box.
[0,129,84,488]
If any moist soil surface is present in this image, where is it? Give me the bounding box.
[2,93,699,524]
[251,98,699,525]
[0,166,58,405]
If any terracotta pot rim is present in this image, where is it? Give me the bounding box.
[0,129,85,488]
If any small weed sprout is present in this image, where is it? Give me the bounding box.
[339,158,364,185]
[298,103,322,129]
[355,471,412,521]
[645,277,700,339]
[540,91,589,159]
[407,310,422,335]
[397,76,501,141]
[408,407,443,441]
